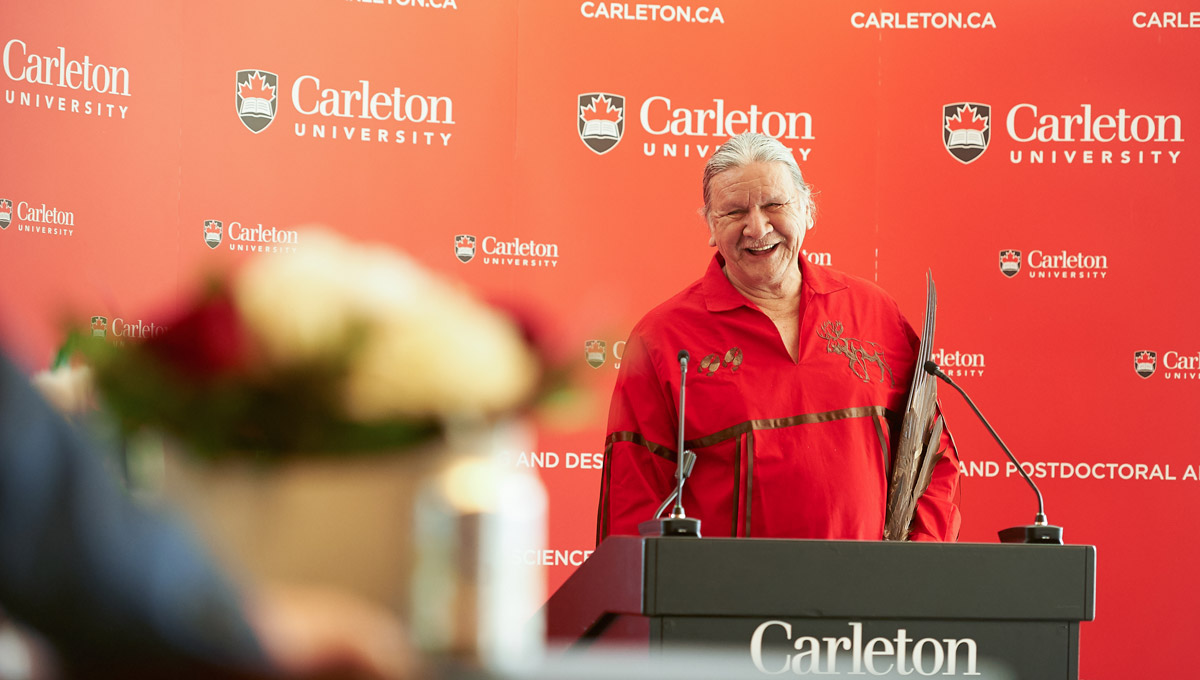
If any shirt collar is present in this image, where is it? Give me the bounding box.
[701,252,849,313]
[798,254,850,296]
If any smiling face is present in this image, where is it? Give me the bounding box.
[705,161,808,299]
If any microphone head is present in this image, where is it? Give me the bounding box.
[678,349,690,362]
[923,360,941,376]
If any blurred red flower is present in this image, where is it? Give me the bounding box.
[143,289,254,379]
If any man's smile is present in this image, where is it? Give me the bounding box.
[745,242,780,256]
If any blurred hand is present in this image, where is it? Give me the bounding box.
[246,583,412,680]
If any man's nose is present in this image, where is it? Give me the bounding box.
[743,207,771,239]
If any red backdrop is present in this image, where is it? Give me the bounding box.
[3,2,1198,677]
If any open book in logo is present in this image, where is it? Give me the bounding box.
[236,70,279,133]
[943,102,990,164]
[999,249,1021,277]
[1134,350,1157,379]
[578,93,625,155]
[204,220,223,249]
[454,234,476,263]
[0,198,11,229]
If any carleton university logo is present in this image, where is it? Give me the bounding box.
[236,70,278,133]
[454,234,476,263]
[1135,350,1157,378]
[999,249,1021,277]
[204,220,223,249]
[0,198,11,229]
[944,102,990,164]
[91,315,108,338]
[585,339,607,368]
[578,93,625,155]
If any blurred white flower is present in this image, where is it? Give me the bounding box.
[234,227,539,421]
[32,364,95,415]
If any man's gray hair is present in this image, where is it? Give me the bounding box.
[701,132,815,224]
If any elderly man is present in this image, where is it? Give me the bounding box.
[597,132,961,542]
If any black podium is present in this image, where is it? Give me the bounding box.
[545,537,1095,679]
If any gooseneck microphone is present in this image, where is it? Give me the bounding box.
[672,350,690,519]
[923,361,1063,544]
[638,350,702,538]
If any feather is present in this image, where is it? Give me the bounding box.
[884,272,940,541]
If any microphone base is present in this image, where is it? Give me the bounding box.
[638,517,702,538]
[999,524,1063,544]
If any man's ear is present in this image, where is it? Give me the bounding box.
[700,206,717,247]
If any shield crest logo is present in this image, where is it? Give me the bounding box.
[454,234,476,263]
[0,198,11,230]
[204,220,223,249]
[585,339,607,369]
[236,70,278,133]
[944,103,990,164]
[999,249,1022,277]
[578,93,625,155]
[1134,350,1157,379]
[91,315,108,338]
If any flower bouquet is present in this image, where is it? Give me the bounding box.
[77,228,541,460]
[69,228,549,667]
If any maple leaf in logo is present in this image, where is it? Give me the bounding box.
[580,94,622,123]
[946,103,988,133]
[456,235,473,249]
[239,72,276,101]
[0,199,11,212]
[205,221,221,234]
